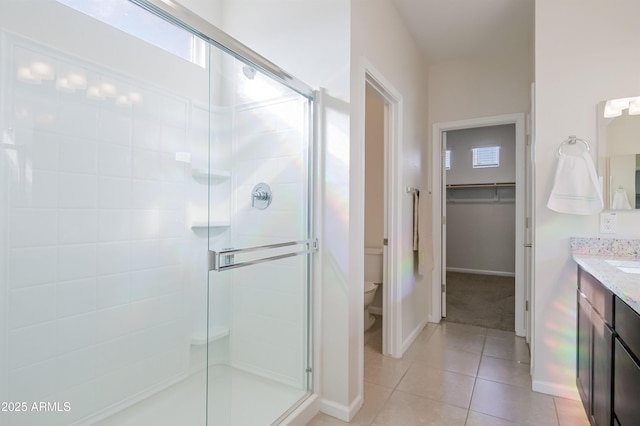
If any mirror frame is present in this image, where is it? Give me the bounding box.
[597,98,640,212]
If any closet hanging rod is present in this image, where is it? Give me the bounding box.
[446,182,515,189]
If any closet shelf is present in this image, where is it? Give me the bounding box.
[191,220,230,229]
[190,326,229,346]
[446,182,515,189]
[446,182,515,204]
[191,168,231,179]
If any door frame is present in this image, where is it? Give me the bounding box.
[358,58,403,359]
[431,113,527,337]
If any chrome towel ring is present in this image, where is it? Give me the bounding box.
[557,135,590,156]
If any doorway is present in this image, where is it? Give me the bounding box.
[444,125,517,331]
[360,61,403,359]
[432,114,528,338]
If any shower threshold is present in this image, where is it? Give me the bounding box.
[96,365,307,426]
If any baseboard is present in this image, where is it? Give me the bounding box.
[401,316,430,355]
[532,379,580,400]
[369,306,383,315]
[446,267,515,277]
[279,394,320,426]
[319,393,363,422]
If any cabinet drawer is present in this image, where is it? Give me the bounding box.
[614,338,640,425]
[578,267,614,325]
[615,297,640,359]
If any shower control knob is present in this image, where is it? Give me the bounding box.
[251,183,273,209]
[253,191,270,201]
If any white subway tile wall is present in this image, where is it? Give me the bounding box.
[230,97,307,388]
[4,43,191,424]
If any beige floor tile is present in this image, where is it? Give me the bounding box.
[427,330,486,354]
[486,329,517,340]
[306,413,350,425]
[396,364,476,409]
[402,337,432,362]
[438,321,488,337]
[470,379,558,426]
[465,410,525,426]
[363,350,412,388]
[554,397,589,426]
[411,344,481,377]
[371,390,467,426]
[477,355,531,388]
[350,382,393,425]
[483,336,530,363]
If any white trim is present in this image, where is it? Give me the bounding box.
[361,58,404,359]
[446,267,516,277]
[313,89,325,407]
[532,380,580,401]
[528,82,537,376]
[319,394,363,422]
[432,113,527,337]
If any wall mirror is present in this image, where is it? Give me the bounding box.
[597,96,640,211]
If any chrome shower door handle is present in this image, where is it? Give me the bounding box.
[209,238,318,272]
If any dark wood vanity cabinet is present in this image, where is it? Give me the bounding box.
[577,267,614,426]
[577,266,640,426]
[613,297,640,425]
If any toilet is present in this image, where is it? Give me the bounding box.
[364,247,383,332]
[364,281,379,331]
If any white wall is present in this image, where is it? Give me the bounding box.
[428,51,533,128]
[533,0,640,398]
[352,0,431,354]
[428,36,532,322]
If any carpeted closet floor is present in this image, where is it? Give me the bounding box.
[444,271,515,331]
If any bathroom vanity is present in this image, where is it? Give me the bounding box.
[573,243,640,426]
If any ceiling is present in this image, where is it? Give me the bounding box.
[390,0,534,64]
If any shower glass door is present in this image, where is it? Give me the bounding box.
[0,0,314,425]
[205,57,314,425]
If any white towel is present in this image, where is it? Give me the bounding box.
[413,191,419,251]
[417,191,434,276]
[547,151,603,215]
[612,187,632,210]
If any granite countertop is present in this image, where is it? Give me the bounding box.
[571,238,640,314]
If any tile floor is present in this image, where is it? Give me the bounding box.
[308,318,589,426]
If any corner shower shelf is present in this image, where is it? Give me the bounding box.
[190,326,230,346]
[191,220,230,229]
[191,168,231,179]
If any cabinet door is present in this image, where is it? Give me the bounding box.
[614,338,640,425]
[592,309,613,426]
[577,290,592,415]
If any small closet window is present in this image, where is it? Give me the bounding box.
[445,150,452,170]
[472,146,500,168]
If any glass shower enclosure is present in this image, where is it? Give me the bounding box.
[0,1,315,425]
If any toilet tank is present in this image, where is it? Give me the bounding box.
[364,247,383,283]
